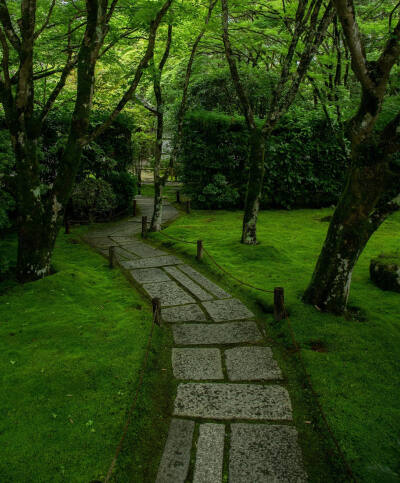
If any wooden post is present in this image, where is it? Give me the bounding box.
[152,297,161,326]
[186,200,191,214]
[133,199,137,217]
[109,246,115,269]
[274,287,285,321]
[64,217,70,235]
[141,215,148,238]
[176,190,180,204]
[197,240,203,261]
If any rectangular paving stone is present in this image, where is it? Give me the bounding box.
[229,424,307,482]
[164,266,214,301]
[193,423,225,483]
[156,418,195,483]
[142,281,195,307]
[172,321,263,345]
[162,304,207,323]
[225,347,282,381]
[130,268,170,284]
[120,255,181,269]
[118,242,166,258]
[174,383,292,421]
[178,264,230,299]
[114,246,137,261]
[172,348,223,380]
[203,298,254,322]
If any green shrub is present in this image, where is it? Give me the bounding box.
[107,171,137,212]
[180,110,348,209]
[71,177,117,221]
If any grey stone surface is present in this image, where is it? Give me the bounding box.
[193,424,225,483]
[225,347,282,381]
[120,255,181,269]
[172,348,223,380]
[130,268,170,284]
[114,246,137,261]
[203,298,254,322]
[178,264,230,299]
[164,266,214,301]
[172,321,263,345]
[87,236,112,247]
[229,424,307,482]
[155,418,195,483]
[119,242,166,258]
[162,304,207,323]
[174,383,292,421]
[142,281,195,306]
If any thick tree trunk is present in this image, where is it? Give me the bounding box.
[303,160,389,313]
[241,129,265,245]
[151,180,163,231]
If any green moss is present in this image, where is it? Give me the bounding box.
[148,208,400,482]
[0,228,174,482]
[373,252,400,266]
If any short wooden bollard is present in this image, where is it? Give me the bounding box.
[197,240,203,261]
[64,218,70,235]
[152,297,161,326]
[176,190,180,204]
[274,287,285,321]
[186,200,191,214]
[141,215,147,238]
[133,199,137,217]
[109,246,115,269]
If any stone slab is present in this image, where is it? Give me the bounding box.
[193,423,225,483]
[120,255,181,269]
[172,348,223,380]
[164,266,213,301]
[174,383,292,421]
[118,242,166,258]
[225,347,282,381]
[178,264,230,299]
[114,246,137,261]
[130,268,171,284]
[162,304,207,323]
[87,236,112,247]
[203,299,254,322]
[172,321,263,345]
[229,424,307,482]
[142,281,195,307]
[155,418,195,483]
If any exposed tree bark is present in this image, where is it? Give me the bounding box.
[221,0,334,244]
[304,2,400,313]
[150,25,172,232]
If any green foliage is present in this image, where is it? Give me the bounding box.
[180,110,348,209]
[108,171,137,211]
[71,178,117,221]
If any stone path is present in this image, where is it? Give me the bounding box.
[85,196,307,482]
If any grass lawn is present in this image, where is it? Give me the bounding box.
[0,227,174,482]
[149,207,400,482]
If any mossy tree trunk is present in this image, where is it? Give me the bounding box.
[304,0,400,313]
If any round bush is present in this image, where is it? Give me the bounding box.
[71,177,117,221]
[370,254,400,293]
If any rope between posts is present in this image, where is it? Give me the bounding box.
[283,306,357,482]
[103,316,156,483]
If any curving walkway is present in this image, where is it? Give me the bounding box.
[85,196,307,483]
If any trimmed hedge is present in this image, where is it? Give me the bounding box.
[179,110,348,209]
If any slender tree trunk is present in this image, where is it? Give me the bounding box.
[303,158,392,313]
[241,128,265,244]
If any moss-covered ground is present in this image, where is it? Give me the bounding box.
[0,228,175,482]
[148,207,400,482]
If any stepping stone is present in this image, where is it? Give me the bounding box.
[162,304,207,323]
[130,268,170,284]
[114,246,137,261]
[172,321,263,345]
[225,347,282,381]
[174,383,292,421]
[203,299,254,322]
[118,242,166,258]
[178,265,230,299]
[156,418,194,483]
[121,255,181,269]
[193,423,225,483]
[229,424,307,482]
[164,266,213,301]
[172,348,223,380]
[142,281,195,307]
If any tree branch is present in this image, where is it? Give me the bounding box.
[0,0,21,51]
[34,0,56,40]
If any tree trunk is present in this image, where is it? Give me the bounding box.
[241,128,265,245]
[303,160,389,314]
[151,180,163,231]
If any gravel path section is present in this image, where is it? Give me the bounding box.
[85,196,307,482]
